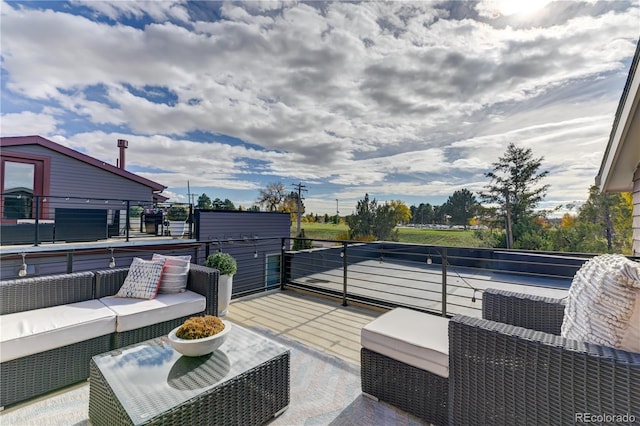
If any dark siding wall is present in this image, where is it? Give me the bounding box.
[0,246,198,279]
[196,211,291,296]
[196,210,290,241]
[4,145,154,202]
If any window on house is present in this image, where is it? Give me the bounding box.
[3,161,36,219]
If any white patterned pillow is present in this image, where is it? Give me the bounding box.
[561,254,640,353]
[116,257,166,299]
[152,253,191,294]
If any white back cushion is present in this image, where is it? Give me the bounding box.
[152,254,191,294]
[116,257,165,299]
[561,254,640,353]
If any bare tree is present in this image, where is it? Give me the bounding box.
[257,182,286,212]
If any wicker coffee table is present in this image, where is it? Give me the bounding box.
[89,324,290,425]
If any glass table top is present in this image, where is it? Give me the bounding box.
[92,323,289,425]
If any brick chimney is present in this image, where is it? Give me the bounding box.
[117,139,128,169]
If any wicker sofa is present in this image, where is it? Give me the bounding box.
[0,264,219,407]
[449,289,640,426]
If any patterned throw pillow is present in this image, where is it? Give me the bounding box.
[116,257,166,299]
[561,254,640,353]
[152,254,191,294]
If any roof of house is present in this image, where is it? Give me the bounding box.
[0,135,167,192]
[596,37,640,192]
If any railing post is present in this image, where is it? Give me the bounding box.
[66,252,73,273]
[188,204,193,239]
[342,242,348,306]
[441,247,447,317]
[280,237,286,291]
[34,195,40,246]
[125,200,130,242]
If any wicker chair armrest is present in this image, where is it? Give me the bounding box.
[94,268,130,298]
[482,288,566,335]
[449,315,640,426]
[186,264,219,316]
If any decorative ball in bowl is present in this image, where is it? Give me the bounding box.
[168,315,231,357]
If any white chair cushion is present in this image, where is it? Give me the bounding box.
[561,254,640,353]
[152,253,191,294]
[361,307,449,378]
[0,300,116,363]
[99,291,206,332]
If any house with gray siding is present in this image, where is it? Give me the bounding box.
[1,135,167,243]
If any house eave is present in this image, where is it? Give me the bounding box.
[596,38,640,193]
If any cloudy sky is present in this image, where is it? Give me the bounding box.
[1,1,638,215]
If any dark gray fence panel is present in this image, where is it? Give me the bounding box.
[196,211,290,296]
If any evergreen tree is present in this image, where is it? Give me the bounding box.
[442,189,478,228]
[480,143,549,248]
[197,193,212,209]
[346,194,399,241]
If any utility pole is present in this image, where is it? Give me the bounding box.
[292,182,307,234]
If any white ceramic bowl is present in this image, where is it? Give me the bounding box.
[167,320,231,357]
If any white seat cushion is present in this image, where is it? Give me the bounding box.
[99,291,206,332]
[0,300,116,363]
[361,308,449,378]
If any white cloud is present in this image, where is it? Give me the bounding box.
[0,111,59,136]
[1,1,638,215]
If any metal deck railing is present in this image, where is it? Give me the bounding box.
[3,235,637,317]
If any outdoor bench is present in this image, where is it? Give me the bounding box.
[0,264,219,408]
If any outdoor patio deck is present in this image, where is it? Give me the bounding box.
[226,288,385,365]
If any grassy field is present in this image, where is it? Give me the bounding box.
[291,222,482,248]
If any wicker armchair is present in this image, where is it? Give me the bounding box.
[448,289,640,426]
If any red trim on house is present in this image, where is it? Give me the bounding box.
[154,193,170,202]
[0,135,167,192]
[0,150,52,223]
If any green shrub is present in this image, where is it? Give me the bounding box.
[129,206,143,217]
[205,252,237,276]
[292,230,313,250]
[167,205,188,221]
